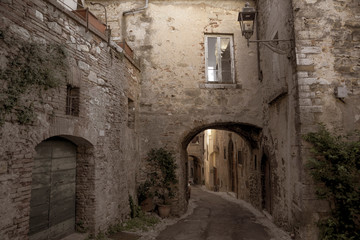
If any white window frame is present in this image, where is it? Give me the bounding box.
[205,35,235,83]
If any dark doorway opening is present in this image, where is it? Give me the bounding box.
[261,154,272,213]
[228,139,235,192]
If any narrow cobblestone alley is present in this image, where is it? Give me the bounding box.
[155,187,289,240]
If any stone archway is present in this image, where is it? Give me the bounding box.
[179,122,262,213]
[29,136,94,240]
[182,122,262,150]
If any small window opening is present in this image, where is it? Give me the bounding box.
[66,85,80,116]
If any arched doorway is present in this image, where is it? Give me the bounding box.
[261,154,272,214]
[29,136,92,240]
[187,155,202,185]
[228,138,235,192]
[193,157,201,185]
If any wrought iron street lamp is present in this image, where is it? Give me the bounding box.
[238,2,293,53]
[238,2,256,46]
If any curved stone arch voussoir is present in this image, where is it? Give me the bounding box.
[181,122,262,149]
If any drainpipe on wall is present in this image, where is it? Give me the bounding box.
[123,0,149,16]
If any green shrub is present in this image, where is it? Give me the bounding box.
[137,180,152,205]
[145,148,178,205]
[304,125,360,240]
[129,195,142,218]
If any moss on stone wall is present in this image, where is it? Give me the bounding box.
[0,39,67,125]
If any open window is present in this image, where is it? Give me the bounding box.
[205,35,235,83]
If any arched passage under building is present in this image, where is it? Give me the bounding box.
[181,122,266,211]
[29,135,95,240]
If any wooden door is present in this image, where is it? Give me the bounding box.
[29,138,76,240]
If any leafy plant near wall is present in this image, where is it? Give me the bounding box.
[0,39,67,125]
[145,148,178,205]
[137,180,153,205]
[129,195,142,218]
[304,125,360,240]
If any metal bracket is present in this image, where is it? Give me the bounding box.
[248,39,293,55]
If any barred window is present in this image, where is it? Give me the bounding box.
[66,85,80,116]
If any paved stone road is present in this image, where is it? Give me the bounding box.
[156,187,271,240]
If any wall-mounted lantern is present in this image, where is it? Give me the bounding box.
[238,2,293,53]
[238,2,257,46]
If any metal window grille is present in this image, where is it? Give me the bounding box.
[66,85,80,116]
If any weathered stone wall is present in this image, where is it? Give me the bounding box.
[258,0,360,238]
[0,0,140,239]
[88,0,262,215]
[292,0,360,239]
[256,0,301,235]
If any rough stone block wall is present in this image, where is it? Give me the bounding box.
[88,0,262,215]
[292,0,360,239]
[256,0,301,235]
[0,0,141,239]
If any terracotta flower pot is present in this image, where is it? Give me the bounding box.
[158,204,171,218]
[140,197,154,212]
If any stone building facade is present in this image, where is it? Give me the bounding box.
[256,0,360,238]
[0,0,359,239]
[89,0,263,217]
[0,0,140,239]
[202,130,255,202]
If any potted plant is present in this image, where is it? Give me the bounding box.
[145,148,178,218]
[137,180,154,212]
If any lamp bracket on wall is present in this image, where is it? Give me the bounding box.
[238,2,293,54]
[249,39,293,55]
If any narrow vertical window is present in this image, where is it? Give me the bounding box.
[238,151,242,165]
[127,98,135,128]
[254,155,257,170]
[66,85,80,116]
[205,35,235,83]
